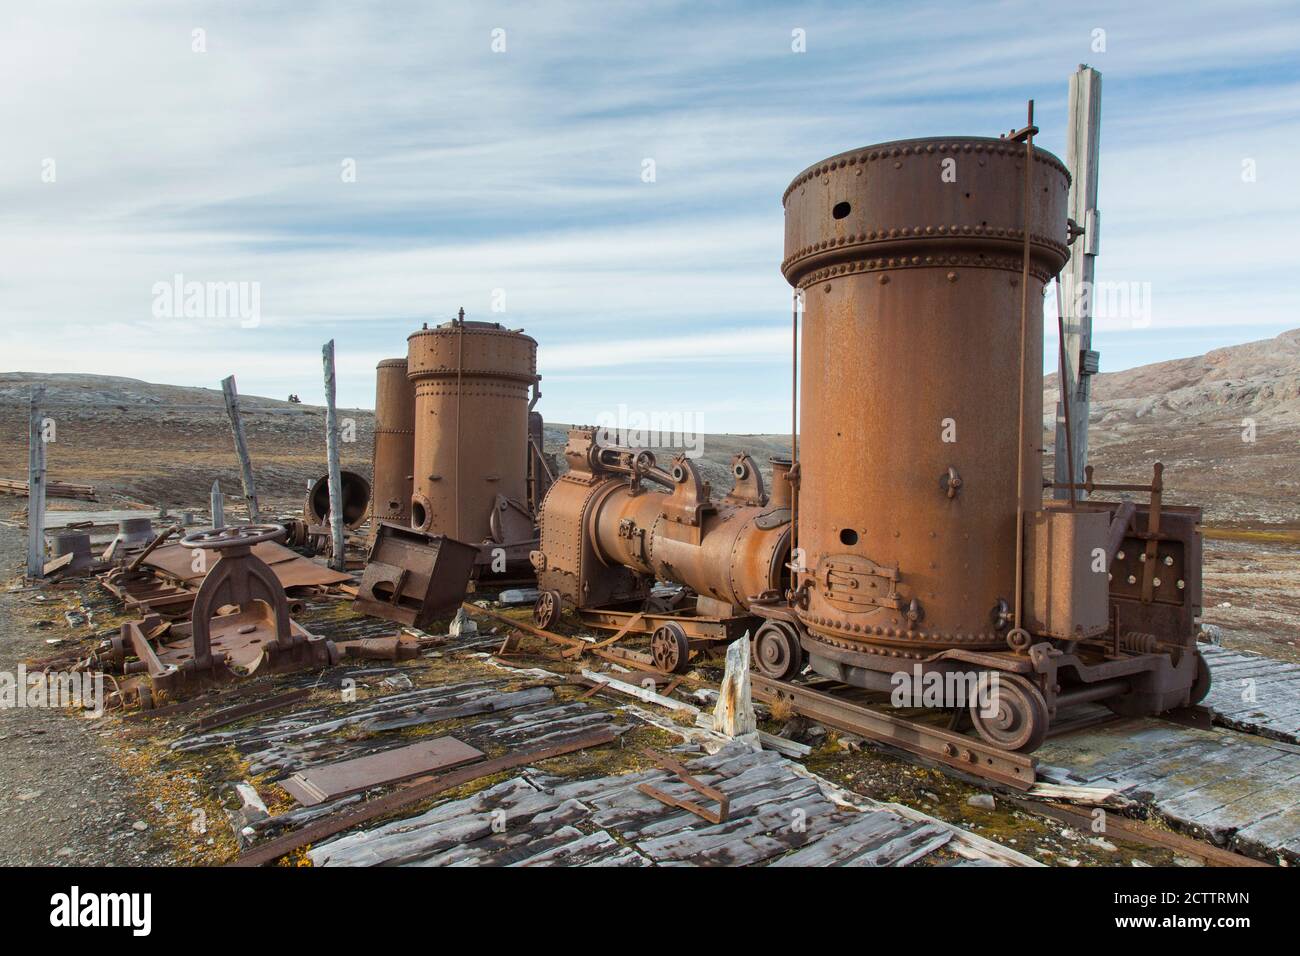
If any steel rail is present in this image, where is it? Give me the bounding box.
[750,675,1037,790]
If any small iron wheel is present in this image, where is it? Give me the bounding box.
[751,621,803,681]
[1188,652,1212,707]
[650,623,691,674]
[533,589,562,630]
[969,673,1050,753]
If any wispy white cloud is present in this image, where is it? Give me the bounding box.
[1,0,1296,430]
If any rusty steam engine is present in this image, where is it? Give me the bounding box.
[529,133,1209,754]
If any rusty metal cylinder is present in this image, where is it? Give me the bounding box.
[781,136,1070,661]
[372,357,416,525]
[407,320,538,544]
[305,471,371,530]
[768,457,793,510]
[586,484,790,610]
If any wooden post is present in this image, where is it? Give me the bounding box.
[26,384,47,578]
[221,376,259,521]
[1055,65,1102,498]
[321,340,347,571]
[210,479,225,529]
[712,635,757,739]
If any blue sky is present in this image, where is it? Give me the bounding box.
[2,1,1297,430]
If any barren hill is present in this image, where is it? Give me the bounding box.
[1043,328,1300,527]
[1,328,1296,525]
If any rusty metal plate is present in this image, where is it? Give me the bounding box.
[142,540,351,588]
[280,736,484,806]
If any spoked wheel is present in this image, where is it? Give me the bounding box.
[650,623,691,674]
[1188,652,1212,707]
[751,621,804,681]
[533,589,562,630]
[969,673,1050,753]
[180,524,286,550]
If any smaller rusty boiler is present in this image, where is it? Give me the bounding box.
[407,312,540,575]
[531,428,793,673]
[371,357,416,526]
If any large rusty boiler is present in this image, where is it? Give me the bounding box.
[532,429,792,673]
[780,137,1070,667]
[371,357,416,526]
[407,314,540,575]
[774,136,1207,750]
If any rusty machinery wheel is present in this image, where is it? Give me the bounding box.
[751,620,803,681]
[969,673,1049,753]
[180,524,286,550]
[533,589,562,630]
[1188,652,1212,707]
[650,623,691,675]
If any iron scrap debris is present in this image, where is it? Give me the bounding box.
[352,521,478,630]
[101,525,339,708]
[637,747,731,824]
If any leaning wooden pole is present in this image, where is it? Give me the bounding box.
[26,384,47,578]
[221,376,259,522]
[322,340,347,571]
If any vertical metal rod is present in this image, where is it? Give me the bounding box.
[322,340,347,571]
[210,479,225,529]
[790,289,800,588]
[455,307,465,541]
[1054,276,1078,509]
[221,375,259,522]
[1012,99,1035,633]
[26,384,47,578]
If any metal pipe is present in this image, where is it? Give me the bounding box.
[1054,275,1077,509]
[790,289,800,592]
[1054,679,1128,709]
[1013,99,1036,635]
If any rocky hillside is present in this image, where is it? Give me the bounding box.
[2,328,1296,525]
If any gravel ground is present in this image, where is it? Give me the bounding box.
[0,523,172,866]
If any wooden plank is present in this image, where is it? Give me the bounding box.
[190,687,313,733]
[210,479,224,529]
[26,384,47,578]
[580,669,698,713]
[321,340,346,570]
[768,810,908,866]
[221,375,259,521]
[847,823,952,866]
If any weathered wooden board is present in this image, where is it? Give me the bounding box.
[1201,645,1300,744]
[1039,715,1300,863]
[308,741,1036,868]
